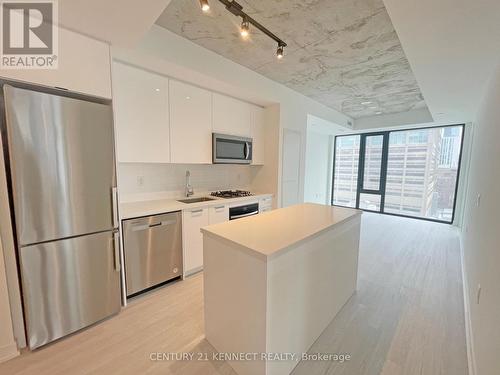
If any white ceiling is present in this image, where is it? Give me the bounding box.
[58,0,173,46]
[383,0,500,124]
[156,0,428,119]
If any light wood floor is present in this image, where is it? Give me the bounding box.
[0,213,468,375]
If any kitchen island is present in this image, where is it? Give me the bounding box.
[201,203,362,375]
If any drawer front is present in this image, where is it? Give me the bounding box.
[209,204,229,224]
[259,197,273,212]
[20,231,121,349]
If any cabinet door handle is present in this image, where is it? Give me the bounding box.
[214,206,225,210]
[191,209,203,214]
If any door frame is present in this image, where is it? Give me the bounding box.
[355,132,389,212]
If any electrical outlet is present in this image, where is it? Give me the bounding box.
[476,194,481,207]
[137,176,144,187]
[476,284,481,304]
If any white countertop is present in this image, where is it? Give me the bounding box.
[201,203,362,259]
[119,193,273,220]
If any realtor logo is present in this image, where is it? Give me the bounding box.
[0,0,58,69]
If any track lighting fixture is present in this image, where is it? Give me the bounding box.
[199,0,287,58]
[276,44,284,59]
[199,0,210,12]
[240,18,250,38]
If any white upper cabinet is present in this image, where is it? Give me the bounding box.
[212,93,252,137]
[0,27,112,98]
[112,62,170,163]
[169,80,213,164]
[251,105,265,165]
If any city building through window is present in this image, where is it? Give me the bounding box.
[332,125,464,223]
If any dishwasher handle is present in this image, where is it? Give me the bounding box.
[130,219,177,232]
[149,220,176,228]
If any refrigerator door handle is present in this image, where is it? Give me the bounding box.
[112,187,118,228]
[113,231,121,272]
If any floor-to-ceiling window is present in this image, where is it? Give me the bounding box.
[331,135,360,208]
[332,124,464,223]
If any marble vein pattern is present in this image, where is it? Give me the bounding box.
[156,0,427,119]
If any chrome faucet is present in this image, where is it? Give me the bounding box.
[185,170,194,197]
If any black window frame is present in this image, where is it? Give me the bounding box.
[331,124,466,224]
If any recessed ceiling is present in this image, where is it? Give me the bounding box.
[58,0,173,46]
[156,0,428,119]
[383,0,500,124]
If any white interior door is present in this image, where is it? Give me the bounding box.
[304,131,334,204]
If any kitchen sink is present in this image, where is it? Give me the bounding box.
[177,197,217,204]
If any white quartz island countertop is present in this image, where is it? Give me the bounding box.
[201,203,361,259]
[202,203,363,375]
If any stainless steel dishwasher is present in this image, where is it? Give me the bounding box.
[123,212,182,296]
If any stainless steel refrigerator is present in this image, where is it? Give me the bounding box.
[1,83,121,349]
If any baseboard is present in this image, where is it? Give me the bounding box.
[0,342,19,364]
[459,233,477,375]
[183,266,203,279]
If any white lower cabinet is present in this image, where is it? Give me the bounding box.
[182,200,267,276]
[182,207,209,276]
[259,197,273,213]
[209,204,229,224]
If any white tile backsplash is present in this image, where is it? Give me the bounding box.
[118,163,257,202]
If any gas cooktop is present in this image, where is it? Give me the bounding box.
[210,190,253,199]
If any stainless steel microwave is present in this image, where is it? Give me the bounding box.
[213,133,253,164]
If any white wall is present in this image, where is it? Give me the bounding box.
[354,108,433,130]
[281,129,302,207]
[119,163,256,202]
[304,131,332,205]
[250,105,280,209]
[112,26,352,207]
[0,127,26,350]
[0,235,18,363]
[304,115,349,205]
[461,63,500,375]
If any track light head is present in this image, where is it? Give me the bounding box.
[199,0,210,12]
[202,0,287,59]
[276,44,284,59]
[240,18,250,39]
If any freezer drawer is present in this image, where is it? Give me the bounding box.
[19,231,121,349]
[123,212,182,296]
